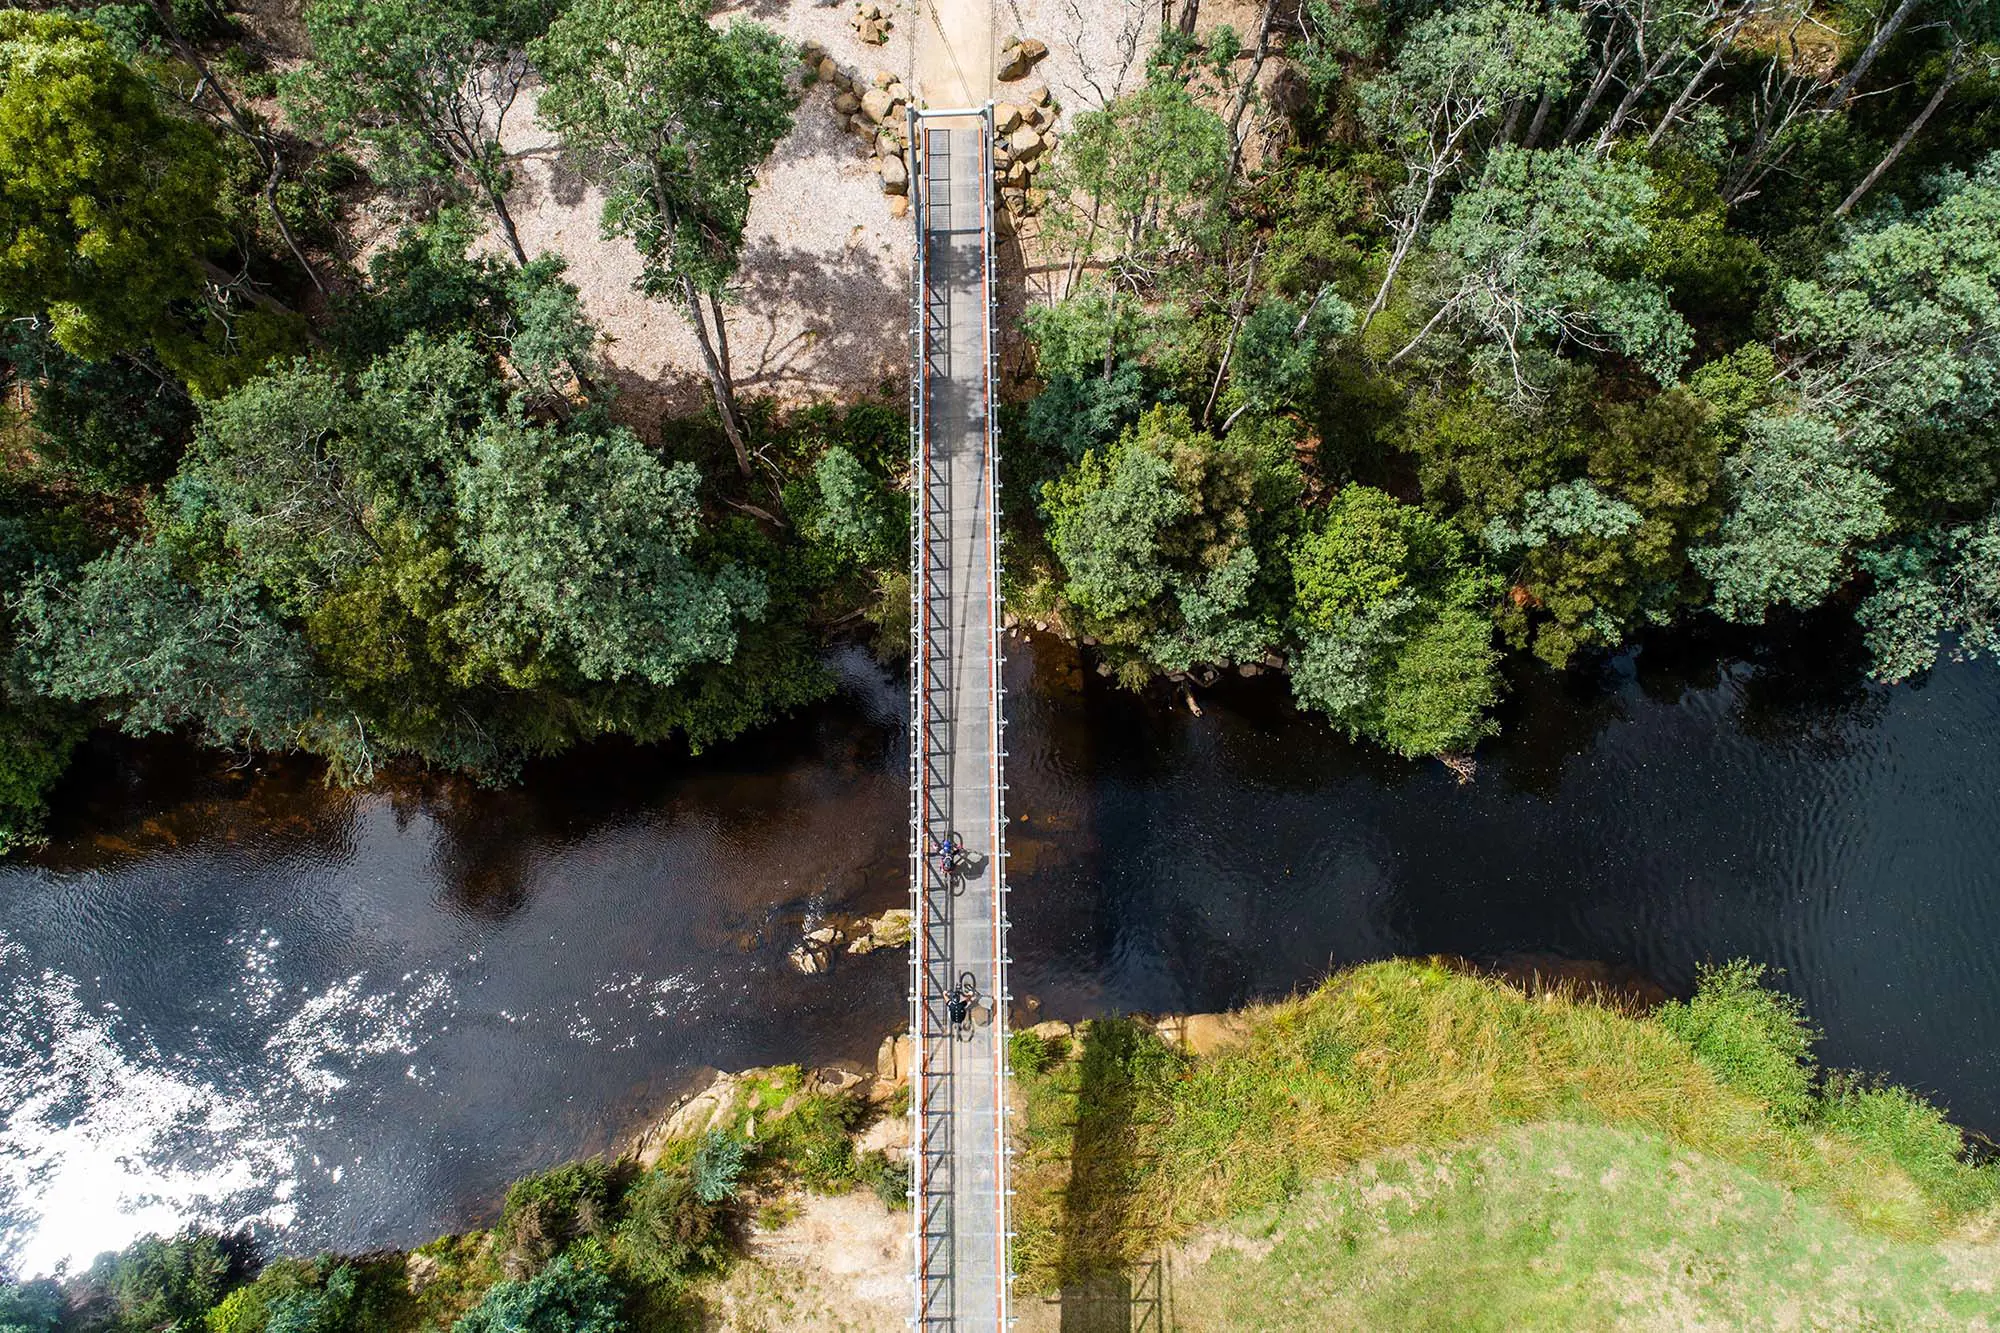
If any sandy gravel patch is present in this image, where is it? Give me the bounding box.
[497,0,917,431]
[699,1190,910,1331]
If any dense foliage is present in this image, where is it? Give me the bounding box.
[1015,0,2000,757]
[4,0,1999,844]
[0,3,900,851]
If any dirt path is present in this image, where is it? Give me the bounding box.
[916,0,993,108]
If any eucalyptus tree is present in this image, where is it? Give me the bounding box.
[1719,0,1840,205]
[13,538,379,778]
[1042,72,1232,290]
[1289,484,1500,758]
[530,0,793,478]
[1389,147,1691,399]
[290,0,546,264]
[1040,406,1293,678]
[1697,154,2000,627]
[1836,2,2000,218]
[1856,513,2000,681]
[1553,0,1747,151]
[1690,412,1891,621]
[1776,154,2000,452]
[1356,0,1584,332]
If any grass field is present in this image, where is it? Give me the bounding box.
[1008,958,2000,1329]
[1165,1120,2000,1330]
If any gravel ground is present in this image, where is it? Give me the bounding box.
[498,0,918,429]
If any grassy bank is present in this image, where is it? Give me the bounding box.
[1010,959,2000,1328]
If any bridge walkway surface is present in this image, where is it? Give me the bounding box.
[908,106,1012,1333]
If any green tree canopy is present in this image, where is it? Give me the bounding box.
[1041,406,1295,677]
[1776,153,2000,459]
[1357,0,1584,328]
[1855,508,2000,681]
[12,235,773,778]
[13,537,376,775]
[1398,146,1692,397]
[1289,484,1501,757]
[1691,411,1891,623]
[289,0,545,263]
[1041,74,1232,273]
[0,11,226,362]
[451,1249,625,1333]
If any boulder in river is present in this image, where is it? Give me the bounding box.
[848,907,913,953]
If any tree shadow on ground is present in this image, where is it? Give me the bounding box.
[505,141,592,214]
[728,233,907,399]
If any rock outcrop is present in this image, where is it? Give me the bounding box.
[785,906,915,972]
[997,36,1048,81]
[850,3,893,44]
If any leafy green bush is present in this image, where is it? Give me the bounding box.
[795,445,902,570]
[1656,961,1818,1124]
[0,1279,64,1333]
[403,1235,504,1332]
[500,1160,615,1269]
[204,1258,317,1333]
[81,1231,237,1333]
[450,1246,624,1333]
[609,1167,729,1288]
[261,1265,357,1333]
[770,1092,863,1190]
[1010,1028,1066,1078]
[689,1130,746,1205]
[1821,1074,2000,1217]
[856,1149,909,1210]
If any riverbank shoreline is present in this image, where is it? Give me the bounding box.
[17,955,1998,1331]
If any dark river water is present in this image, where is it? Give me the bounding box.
[3,616,1999,1275]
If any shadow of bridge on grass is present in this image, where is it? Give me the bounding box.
[1043,1017,1176,1332]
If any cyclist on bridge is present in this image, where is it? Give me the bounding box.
[946,978,975,1030]
[932,833,967,881]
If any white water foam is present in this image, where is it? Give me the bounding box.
[0,935,458,1277]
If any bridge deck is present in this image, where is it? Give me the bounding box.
[909,108,1010,1333]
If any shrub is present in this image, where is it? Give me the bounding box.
[0,1280,63,1333]
[856,1150,909,1210]
[81,1232,238,1333]
[450,1247,624,1333]
[770,1093,863,1190]
[689,1130,746,1205]
[404,1235,504,1332]
[1656,960,1818,1124]
[204,1259,319,1333]
[1010,1028,1067,1078]
[796,445,903,570]
[262,1265,357,1333]
[500,1160,615,1270]
[609,1169,728,1287]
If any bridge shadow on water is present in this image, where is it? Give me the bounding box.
[1045,1017,1175,1332]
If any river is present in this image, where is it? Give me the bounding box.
[3,616,1998,1275]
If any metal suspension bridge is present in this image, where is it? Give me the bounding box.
[906,104,1014,1332]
